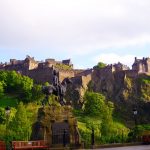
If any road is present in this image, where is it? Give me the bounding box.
[97,145,150,150]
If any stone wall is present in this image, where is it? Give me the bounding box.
[74,69,93,77]
[73,69,85,76]
[28,67,54,84]
[59,70,74,82]
[124,70,138,78]
[0,56,76,84]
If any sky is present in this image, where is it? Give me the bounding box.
[0,0,150,69]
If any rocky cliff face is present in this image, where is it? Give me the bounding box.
[92,69,150,124]
[65,74,91,109]
[67,67,150,124]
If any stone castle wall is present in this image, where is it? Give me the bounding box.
[73,69,85,76]
[1,56,150,86]
[59,70,75,82]
[0,56,75,84]
[28,67,54,84]
[74,69,93,77]
[124,70,138,78]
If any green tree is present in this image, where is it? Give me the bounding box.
[6,71,19,92]
[0,82,4,97]
[0,70,34,102]
[18,76,33,102]
[32,84,44,102]
[0,71,7,83]
[94,62,107,69]
[84,92,115,137]
[44,82,50,86]
[0,108,6,124]
[84,92,107,117]
[8,102,31,140]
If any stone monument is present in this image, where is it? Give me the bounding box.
[31,70,80,148]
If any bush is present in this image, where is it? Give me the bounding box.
[75,92,129,145]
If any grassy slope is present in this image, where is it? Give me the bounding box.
[0,95,18,108]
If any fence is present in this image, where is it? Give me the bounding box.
[0,141,6,150]
[12,140,48,150]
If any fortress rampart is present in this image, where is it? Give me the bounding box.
[0,56,150,84]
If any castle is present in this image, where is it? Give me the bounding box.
[0,56,150,84]
[0,55,73,71]
[0,55,92,84]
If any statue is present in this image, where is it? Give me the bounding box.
[42,69,72,106]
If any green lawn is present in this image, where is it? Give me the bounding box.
[0,96,18,108]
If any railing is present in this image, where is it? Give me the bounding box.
[12,140,48,150]
[0,141,6,150]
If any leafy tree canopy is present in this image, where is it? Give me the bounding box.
[94,62,107,69]
[0,70,34,102]
[0,108,6,124]
[8,102,31,140]
[84,91,114,117]
[0,82,4,97]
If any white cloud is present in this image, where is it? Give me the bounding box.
[1,0,150,70]
[93,53,142,68]
[0,0,150,55]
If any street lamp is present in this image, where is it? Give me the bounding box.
[91,128,95,149]
[133,108,138,126]
[63,129,67,147]
[133,107,138,141]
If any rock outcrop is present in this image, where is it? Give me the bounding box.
[66,66,150,124]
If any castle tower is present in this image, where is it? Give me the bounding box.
[132,57,150,73]
[24,55,38,70]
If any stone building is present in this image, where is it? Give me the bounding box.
[132,57,150,73]
[0,55,75,84]
[113,62,130,72]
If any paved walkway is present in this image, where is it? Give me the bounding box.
[97,145,150,150]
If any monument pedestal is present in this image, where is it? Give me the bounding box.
[31,106,80,148]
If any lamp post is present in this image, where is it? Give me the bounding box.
[133,107,138,141]
[91,128,95,149]
[63,129,66,147]
[133,108,137,126]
